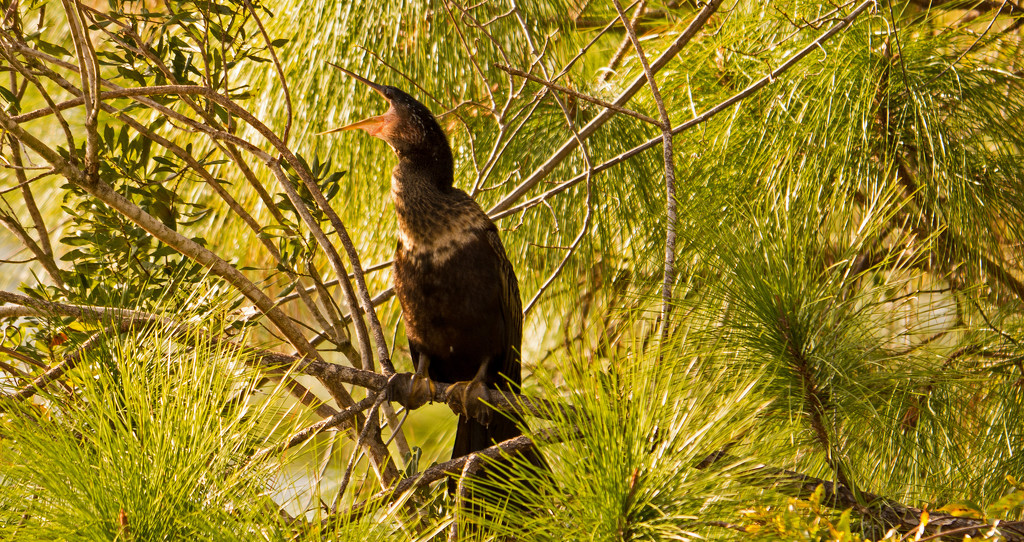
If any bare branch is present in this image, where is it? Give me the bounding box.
[0,208,63,289]
[488,0,724,214]
[250,394,377,464]
[698,451,1024,540]
[59,0,99,181]
[0,44,77,159]
[0,106,324,364]
[6,141,56,262]
[493,63,661,126]
[341,430,558,521]
[0,290,161,323]
[333,393,387,510]
[490,0,877,222]
[8,61,385,378]
[600,0,648,83]
[611,0,678,344]
[279,376,342,420]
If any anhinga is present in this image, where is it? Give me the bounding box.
[324,68,528,464]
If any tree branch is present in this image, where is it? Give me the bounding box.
[698,451,1024,540]
[490,0,876,222]
[611,0,679,344]
[493,63,661,126]
[340,429,563,522]
[488,0,724,214]
[59,0,99,181]
[600,0,648,83]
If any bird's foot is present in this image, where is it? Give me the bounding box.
[445,378,492,426]
[385,372,435,410]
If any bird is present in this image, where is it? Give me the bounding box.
[323,67,531,469]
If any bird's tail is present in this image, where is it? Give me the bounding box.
[450,411,547,496]
[452,412,521,459]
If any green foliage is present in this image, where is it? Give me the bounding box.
[0,322,293,540]
[742,485,891,542]
[461,343,771,541]
[58,178,212,308]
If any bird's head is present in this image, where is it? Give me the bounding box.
[322,65,452,165]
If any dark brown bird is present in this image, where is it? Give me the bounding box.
[325,68,527,464]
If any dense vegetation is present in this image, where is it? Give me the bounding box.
[1,1,1023,540]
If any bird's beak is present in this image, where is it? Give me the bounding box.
[318,116,387,137]
[318,63,393,138]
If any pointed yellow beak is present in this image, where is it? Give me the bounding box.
[317,116,387,137]
[318,62,393,137]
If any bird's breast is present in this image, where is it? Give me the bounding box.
[393,204,491,266]
[397,226,475,266]
[393,231,507,379]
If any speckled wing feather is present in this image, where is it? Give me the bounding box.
[483,225,523,389]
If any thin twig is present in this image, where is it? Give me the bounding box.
[11,62,335,337]
[243,0,292,144]
[512,10,596,318]
[265,160,375,367]
[490,0,876,222]
[469,0,641,194]
[611,0,678,344]
[71,9,358,351]
[333,392,386,511]
[1,327,121,404]
[905,0,1009,94]
[59,0,99,181]
[0,42,77,161]
[341,430,557,521]
[50,12,319,329]
[279,376,340,419]
[0,103,328,374]
[26,61,379,376]
[450,453,483,541]
[439,0,495,109]
[307,183,396,376]
[488,0,724,214]
[72,8,331,333]
[276,263,393,305]
[307,263,350,351]
[599,0,647,83]
[493,63,661,126]
[885,0,911,90]
[0,209,63,289]
[262,158,399,483]
[3,65,56,279]
[972,299,1022,348]
[0,169,54,197]
[249,394,377,464]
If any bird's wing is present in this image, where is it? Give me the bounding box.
[482,225,523,388]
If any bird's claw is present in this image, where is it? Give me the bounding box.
[386,372,435,410]
[445,379,492,426]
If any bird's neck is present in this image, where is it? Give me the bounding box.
[393,144,454,189]
[391,157,451,246]
[390,154,451,199]
[390,157,487,255]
